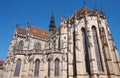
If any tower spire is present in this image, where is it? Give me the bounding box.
[94,4,98,12]
[49,11,56,34]
[27,22,31,26]
[101,7,104,15]
[51,11,54,21]
[83,1,86,8]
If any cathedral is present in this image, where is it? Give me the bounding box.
[2,4,120,78]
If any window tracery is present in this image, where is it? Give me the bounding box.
[34,59,40,77]
[55,58,60,76]
[14,59,21,76]
[92,26,103,71]
[81,28,91,74]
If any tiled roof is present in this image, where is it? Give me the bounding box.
[29,26,50,39]
[77,7,92,15]
[69,7,92,23]
[0,60,4,65]
[17,26,50,39]
[17,27,27,35]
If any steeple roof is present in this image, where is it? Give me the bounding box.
[49,11,56,32]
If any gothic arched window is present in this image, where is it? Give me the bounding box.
[17,40,24,50]
[48,59,51,77]
[53,40,56,51]
[73,30,77,77]
[81,28,91,74]
[14,59,22,76]
[34,42,41,52]
[58,35,61,50]
[55,58,60,76]
[92,26,103,71]
[34,59,40,77]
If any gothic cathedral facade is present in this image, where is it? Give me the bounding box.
[3,5,120,78]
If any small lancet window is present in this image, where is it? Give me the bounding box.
[101,27,107,44]
[58,35,61,50]
[48,59,51,77]
[55,58,60,76]
[34,59,40,77]
[53,40,56,51]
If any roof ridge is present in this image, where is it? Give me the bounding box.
[29,25,49,33]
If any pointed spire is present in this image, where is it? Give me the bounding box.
[51,11,54,21]
[49,11,56,33]
[94,4,98,12]
[68,14,71,24]
[15,24,20,33]
[74,8,77,13]
[16,24,19,28]
[101,7,104,15]
[74,8,77,19]
[83,1,86,8]
[27,22,31,26]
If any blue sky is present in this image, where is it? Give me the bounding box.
[0,0,120,61]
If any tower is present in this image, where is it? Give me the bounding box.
[49,11,56,35]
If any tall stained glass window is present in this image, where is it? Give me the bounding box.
[81,28,91,74]
[14,59,22,76]
[92,26,103,71]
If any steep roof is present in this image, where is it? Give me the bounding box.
[17,27,27,35]
[77,6,92,15]
[16,26,50,39]
[69,6,92,23]
[29,26,50,39]
[0,60,4,65]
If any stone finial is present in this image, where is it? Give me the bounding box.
[94,4,98,12]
